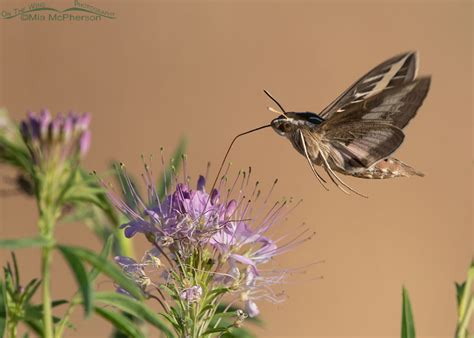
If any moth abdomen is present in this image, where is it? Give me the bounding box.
[349,157,424,179]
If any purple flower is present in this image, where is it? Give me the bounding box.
[107,173,237,245]
[20,110,91,166]
[180,285,203,303]
[104,161,312,320]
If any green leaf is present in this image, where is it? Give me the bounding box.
[28,300,68,313]
[11,252,20,289]
[158,137,187,199]
[456,282,466,307]
[19,278,41,305]
[223,327,257,338]
[401,287,416,338]
[24,305,44,320]
[0,131,32,174]
[23,318,43,336]
[89,235,114,281]
[458,260,474,319]
[0,281,6,338]
[455,260,474,338]
[0,237,50,249]
[56,245,143,300]
[198,303,214,320]
[95,292,174,338]
[58,246,93,316]
[207,287,230,299]
[110,312,143,338]
[203,325,232,335]
[159,311,180,331]
[95,307,145,338]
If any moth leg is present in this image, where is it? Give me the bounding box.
[319,150,368,198]
[320,158,350,195]
[298,130,329,191]
[315,146,350,195]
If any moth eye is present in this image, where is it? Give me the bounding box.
[282,123,291,133]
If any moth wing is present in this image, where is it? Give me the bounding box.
[327,77,431,129]
[320,52,418,119]
[316,122,405,171]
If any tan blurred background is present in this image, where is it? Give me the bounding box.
[0,0,473,337]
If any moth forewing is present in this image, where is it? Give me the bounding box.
[325,77,431,129]
[320,52,419,118]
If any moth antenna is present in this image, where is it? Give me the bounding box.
[263,89,287,114]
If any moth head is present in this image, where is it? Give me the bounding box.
[271,115,296,136]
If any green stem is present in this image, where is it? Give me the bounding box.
[38,179,59,338]
[7,318,18,338]
[55,293,81,338]
[41,244,54,338]
[456,295,473,338]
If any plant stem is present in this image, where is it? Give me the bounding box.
[38,175,59,338]
[55,293,82,338]
[456,295,473,338]
[7,319,18,338]
[31,148,79,337]
[41,244,54,338]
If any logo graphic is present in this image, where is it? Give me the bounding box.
[1,1,116,21]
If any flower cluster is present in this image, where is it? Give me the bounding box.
[105,160,312,336]
[0,109,93,198]
[20,110,91,168]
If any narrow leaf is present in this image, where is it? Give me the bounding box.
[89,235,114,281]
[203,326,232,335]
[23,319,43,336]
[401,287,416,338]
[20,279,41,305]
[198,304,214,320]
[29,300,68,312]
[58,246,92,316]
[95,292,174,338]
[0,237,49,249]
[456,282,466,307]
[458,259,474,319]
[57,245,143,300]
[95,307,145,338]
[455,260,474,338]
[0,281,6,338]
[223,327,257,338]
[11,252,20,289]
